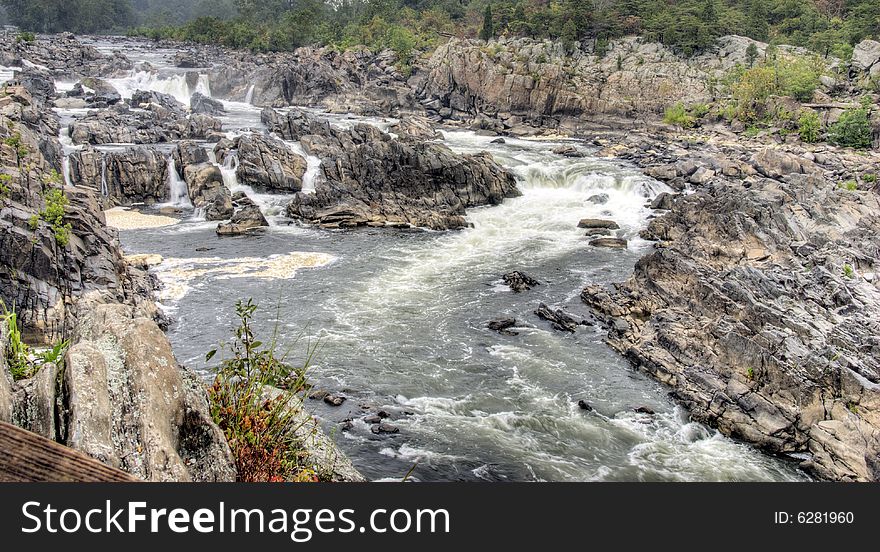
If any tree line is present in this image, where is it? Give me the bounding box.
[2,0,879,62]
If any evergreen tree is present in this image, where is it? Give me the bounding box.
[480,5,494,41]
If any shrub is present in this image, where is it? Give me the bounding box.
[863,173,877,183]
[207,299,322,482]
[663,102,695,128]
[843,264,855,278]
[1,302,67,381]
[828,105,873,149]
[798,110,821,143]
[15,32,36,44]
[39,188,72,247]
[0,173,10,199]
[4,133,29,158]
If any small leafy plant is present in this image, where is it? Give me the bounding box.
[207,299,322,482]
[31,186,72,247]
[797,110,821,143]
[746,366,755,381]
[4,133,29,158]
[843,264,855,279]
[663,102,696,128]
[1,302,68,380]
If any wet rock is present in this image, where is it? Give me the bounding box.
[534,303,583,333]
[190,92,226,115]
[339,420,354,431]
[577,400,593,412]
[589,237,628,249]
[371,423,400,434]
[552,145,584,157]
[587,193,609,205]
[221,133,306,193]
[131,89,187,118]
[323,394,346,406]
[650,192,674,210]
[363,415,383,424]
[267,109,520,230]
[182,163,233,221]
[490,137,506,144]
[502,271,539,292]
[172,140,209,170]
[634,406,656,415]
[216,195,268,235]
[308,389,330,400]
[584,228,611,237]
[488,318,518,336]
[69,146,169,205]
[578,218,620,230]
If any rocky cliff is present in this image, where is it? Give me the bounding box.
[1,75,236,481]
[581,131,880,481]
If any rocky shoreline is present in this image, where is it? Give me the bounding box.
[1,30,879,481]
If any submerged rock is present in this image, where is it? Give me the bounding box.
[578,218,620,230]
[502,271,540,292]
[534,303,584,333]
[488,318,518,336]
[589,237,628,249]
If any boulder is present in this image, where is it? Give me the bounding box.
[190,92,226,115]
[216,195,268,235]
[589,237,628,248]
[502,271,539,292]
[534,303,584,333]
[183,163,233,220]
[852,40,880,76]
[650,192,674,210]
[223,133,306,193]
[488,318,518,336]
[578,218,620,230]
[173,140,209,170]
[69,147,169,205]
[750,148,819,179]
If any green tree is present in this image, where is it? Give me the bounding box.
[746,43,759,67]
[480,4,494,41]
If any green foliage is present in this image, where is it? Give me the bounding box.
[746,366,755,381]
[797,110,822,143]
[15,31,35,43]
[479,5,494,42]
[0,0,134,33]
[828,105,874,149]
[863,173,877,183]
[0,173,10,199]
[32,186,72,247]
[841,180,858,191]
[4,133,28,158]
[745,43,758,67]
[663,102,696,128]
[207,299,322,482]
[728,55,823,121]
[843,263,855,278]
[1,302,67,381]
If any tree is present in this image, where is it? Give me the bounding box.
[746,43,759,67]
[561,18,577,53]
[480,5,494,41]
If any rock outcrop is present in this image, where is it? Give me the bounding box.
[69,146,170,205]
[69,103,223,145]
[216,192,268,235]
[263,109,520,229]
[216,133,306,193]
[1,78,237,481]
[582,139,880,481]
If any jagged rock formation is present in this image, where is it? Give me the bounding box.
[412,35,827,132]
[0,31,132,78]
[582,136,880,481]
[216,192,268,235]
[69,103,223,145]
[1,77,237,481]
[216,133,306,193]
[69,146,169,205]
[263,108,520,229]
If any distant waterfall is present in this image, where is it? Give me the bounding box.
[166,157,192,208]
[100,156,108,197]
[244,84,255,105]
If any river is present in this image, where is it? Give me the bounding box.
[54,38,808,482]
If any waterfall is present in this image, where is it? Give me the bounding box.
[244,84,255,105]
[100,156,108,197]
[195,74,212,98]
[62,157,72,187]
[166,157,192,208]
[285,141,321,194]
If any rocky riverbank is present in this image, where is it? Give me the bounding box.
[2,30,879,481]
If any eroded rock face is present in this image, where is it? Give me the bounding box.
[182,163,233,220]
[69,103,222,145]
[1,82,237,482]
[217,133,306,193]
[190,92,226,115]
[582,159,880,481]
[69,146,169,205]
[216,193,268,235]
[264,109,520,229]
[60,294,236,482]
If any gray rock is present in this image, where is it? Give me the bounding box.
[502,271,539,292]
[488,318,518,336]
[221,133,305,193]
[190,92,226,115]
[216,195,268,235]
[578,218,620,230]
[589,237,628,249]
[535,303,583,332]
[183,163,233,220]
[650,192,674,210]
